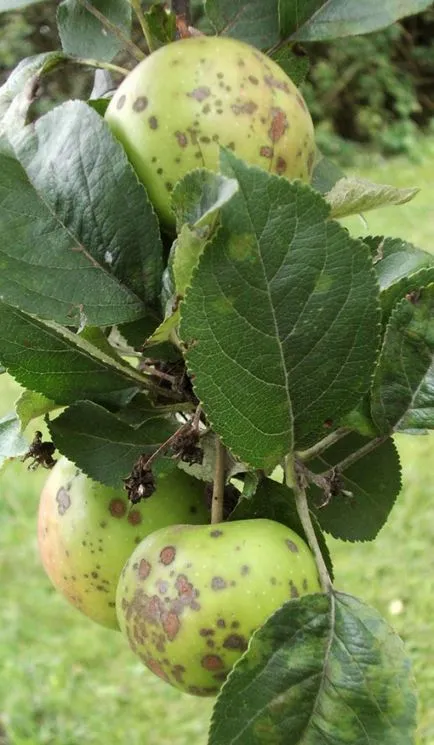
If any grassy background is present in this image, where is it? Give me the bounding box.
[1,146,433,745]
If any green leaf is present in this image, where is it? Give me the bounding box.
[172,168,238,235]
[269,45,310,87]
[205,0,279,48]
[180,152,381,469]
[0,53,67,133]
[311,152,345,195]
[326,177,419,220]
[11,101,162,313]
[143,3,177,50]
[371,287,434,433]
[368,236,434,324]
[0,412,28,469]
[48,401,176,487]
[308,433,401,541]
[0,0,45,13]
[230,477,334,580]
[210,592,417,745]
[15,390,59,430]
[0,303,146,406]
[57,0,132,61]
[281,0,433,41]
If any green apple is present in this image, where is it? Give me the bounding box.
[105,36,315,229]
[116,518,320,696]
[38,458,209,629]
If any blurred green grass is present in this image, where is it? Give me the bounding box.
[1,145,433,744]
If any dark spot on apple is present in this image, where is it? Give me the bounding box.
[307,150,315,173]
[132,96,148,113]
[303,578,308,591]
[211,576,227,591]
[264,75,290,93]
[216,618,226,629]
[157,167,163,175]
[151,156,157,163]
[276,156,287,174]
[260,146,273,159]
[190,600,201,611]
[162,611,180,641]
[109,498,126,518]
[213,671,228,682]
[223,634,248,651]
[134,536,141,544]
[289,580,299,598]
[99,520,107,528]
[286,539,299,553]
[171,664,185,682]
[176,574,195,598]
[206,639,215,648]
[188,86,211,102]
[296,93,307,112]
[249,75,259,85]
[217,72,224,79]
[237,58,245,67]
[157,579,169,594]
[128,510,142,525]
[270,577,277,585]
[146,657,169,681]
[200,135,211,144]
[210,530,223,538]
[195,151,203,159]
[200,628,215,637]
[231,101,258,116]
[116,94,126,110]
[149,116,158,129]
[201,654,224,671]
[268,108,288,143]
[56,488,71,516]
[188,685,219,696]
[212,134,219,142]
[165,182,173,191]
[231,621,240,629]
[91,571,98,579]
[108,601,115,608]
[174,131,188,148]
[202,104,211,114]
[160,546,176,565]
[227,141,235,150]
[241,565,250,576]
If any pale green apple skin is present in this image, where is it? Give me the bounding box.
[38,458,209,630]
[116,518,320,696]
[105,36,315,228]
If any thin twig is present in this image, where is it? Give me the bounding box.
[322,435,389,476]
[211,438,226,525]
[287,456,332,594]
[297,428,350,463]
[142,422,190,471]
[77,0,145,61]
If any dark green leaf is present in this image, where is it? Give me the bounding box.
[0,0,45,9]
[0,412,28,468]
[49,401,176,487]
[281,0,432,41]
[172,168,238,234]
[0,304,145,406]
[368,236,434,324]
[371,287,434,433]
[230,477,333,579]
[205,0,279,48]
[270,45,309,87]
[57,0,132,61]
[308,433,401,541]
[15,390,58,430]
[144,3,176,50]
[210,592,417,745]
[180,152,380,469]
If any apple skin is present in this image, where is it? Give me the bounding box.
[105,36,315,228]
[116,518,320,696]
[38,458,209,630]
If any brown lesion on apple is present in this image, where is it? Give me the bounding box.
[240,565,250,576]
[276,156,287,174]
[303,578,309,591]
[231,101,258,116]
[209,529,223,538]
[132,96,148,113]
[264,75,290,94]
[148,116,158,130]
[211,576,227,591]
[174,131,188,148]
[289,580,299,598]
[145,657,170,681]
[223,634,248,651]
[201,654,224,671]
[216,618,226,628]
[187,86,211,102]
[159,545,176,565]
[162,611,180,641]
[268,108,288,143]
[171,664,186,683]
[116,94,126,110]
[188,685,219,695]
[307,150,315,174]
[55,487,71,516]
[285,539,299,553]
[296,93,308,112]
[109,498,127,518]
[248,75,259,85]
[128,510,142,525]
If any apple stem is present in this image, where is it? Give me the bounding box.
[75,58,130,77]
[287,456,332,593]
[296,427,350,463]
[77,0,145,61]
[211,438,226,524]
[130,0,158,54]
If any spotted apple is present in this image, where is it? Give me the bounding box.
[105,35,315,228]
[116,518,320,695]
[38,458,209,629]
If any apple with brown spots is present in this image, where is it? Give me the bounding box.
[116,518,320,695]
[38,458,209,630]
[105,36,315,229]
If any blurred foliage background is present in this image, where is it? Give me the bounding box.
[1,1,433,160]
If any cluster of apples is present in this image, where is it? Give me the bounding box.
[38,458,320,696]
[38,36,320,697]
